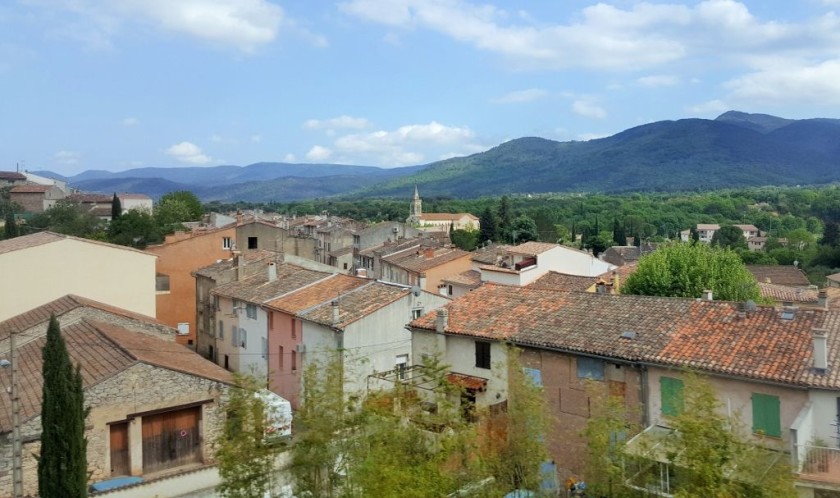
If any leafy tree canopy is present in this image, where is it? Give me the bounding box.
[711,225,748,250]
[622,242,760,301]
[159,190,203,221]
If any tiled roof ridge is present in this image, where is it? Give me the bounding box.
[263,273,346,310]
[147,222,237,248]
[297,280,378,317]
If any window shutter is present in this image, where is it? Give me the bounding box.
[232,325,238,346]
[660,376,684,417]
[752,393,781,437]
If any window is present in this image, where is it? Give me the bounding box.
[448,285,453,296]
[246,303,257,320]
[261,337,267,359]
[752,393,781,437]
[214,296,220,311]
[291,319,297,339]
[412,308,423,320]
[155,273,170,293]
[248,236,258,249]
[475,341,491,369]
[240,328,247,349]
[177,323,189,336]
[218,320,224,339]
[292,350,297,371]
[660,376,684,417]
[343,263,348,270]
[396,354,409,380]
[523,367,542,387]
[576,357,605,381]
[231,325,238,346]
[222,236,232,250]
[279,346,284,370]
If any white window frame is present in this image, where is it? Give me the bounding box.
[223,236,232,250]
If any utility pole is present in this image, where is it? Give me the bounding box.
[10,329,23,498]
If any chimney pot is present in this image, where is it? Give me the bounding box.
[268,261,277,282]
[702,289,713,301]
[435,309,449,333]
[813,328,828,371]
[331,299,340,326]
[819,289,828,309]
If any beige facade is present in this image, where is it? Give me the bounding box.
[0,232,156,321]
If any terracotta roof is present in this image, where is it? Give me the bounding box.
[734,224,759,232]
[67,193,111,203]
[471,244,512,264]
[447,372,487,391]
[827,273,840,283]
[421,213,478,221]
[747,265,811,287]
[0,294,166,342]
[442,270,482,288]
[118,193,151,200]
[758,282,818,304]
[192,250,280,279]
[211,263,333,303]
[383,247,470,273]
[409,283,839,388]
[0,231,155,257]
[0,319,230,432]
[299,281,411,329]
[697,224,720,230]
[10,184,50,193]
[0,171,26,180]
[529,271,599,292]
[265,274,368,314]
[600,246,642,266]
[508,241,559,256]
[329,246,354,257]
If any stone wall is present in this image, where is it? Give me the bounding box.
[0,362,229,497]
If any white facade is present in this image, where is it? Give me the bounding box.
[119,194,153,214]
[480,244,615,287]
[214,296,269,378]
[0,234,156,321]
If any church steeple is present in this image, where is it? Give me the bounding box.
[407,184,422,224]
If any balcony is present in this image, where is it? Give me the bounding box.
[797,445,840,486]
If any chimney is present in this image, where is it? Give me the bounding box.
[423,247,435,259]
[331,300,340,326]
[268,262,277,282]
[436,309,449,333]
[736,301,747,320]
[418,272,427,291]
[702,289,713,301]
[233,251,243,281]
[813,328,828,371]
[612,272,620,294]
[819,289,828,309]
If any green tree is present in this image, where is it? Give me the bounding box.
[497,196,513,242]
[4,210,18,239]
[451,228,480,251]
[108,209,163,248]
[111,193,122,220]
[582,381,636,498]
[39,315,88,498]
[479,207,497,243]
[622,242,760,301]
[822,222,840,246]
[612,218,626,246]
[711,225,748,250]
[510,215,538,244]
[159,190,203,220]
[30,200,105,239]
[785,228,816,251]
[216,374,277,498]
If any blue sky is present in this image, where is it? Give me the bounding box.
[2,0,840,175]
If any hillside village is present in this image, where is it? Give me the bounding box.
[3,174,840,498]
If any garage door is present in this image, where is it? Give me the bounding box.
[141,406,201,474]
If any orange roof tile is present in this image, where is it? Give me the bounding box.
[265,274,368,314]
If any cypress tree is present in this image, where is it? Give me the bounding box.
[612,218,626,246]
[39,315,88,498]
[479,207,497,243]
[111,193,122,220]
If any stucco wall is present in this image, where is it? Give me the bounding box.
[0,238,156,322]
[268,311,303,408]
[0,362,228,497]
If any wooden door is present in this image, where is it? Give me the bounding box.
[141,406,201,474]
[109,422,130,476]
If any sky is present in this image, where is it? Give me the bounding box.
[2,0,840,175]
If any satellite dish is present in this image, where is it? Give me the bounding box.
[745,300,757,312]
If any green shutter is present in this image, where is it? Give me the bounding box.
[660,377,684,417]
[752,393,781,438]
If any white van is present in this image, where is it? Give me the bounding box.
[256,389,292,439]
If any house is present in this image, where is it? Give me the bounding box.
[264,276,449,407]
[209,262,335,376]
[0,297,231,497]
[380,244,472,293]
[21,171,69,193]
[747,264,811,287]
[0,232,156,322]
[146,223,238,347]
[9,184,66,213]
[118,193,153,213]
[66,192,114,220]
[600,243,657,267]
[478,241,615,287]
[405,186,480,232]
[357,236,444,280]
[236,218,318,260]
[351,221,422,273]
[734,223,761,239]
[696,223,720,243]
[826,272,840,288]
[408,284,840,496]
[0,171,27,188]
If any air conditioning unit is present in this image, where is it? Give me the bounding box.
[296,343,306,353]
[176,323,190,336]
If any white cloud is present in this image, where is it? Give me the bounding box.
[304,115,372,131]
[55,150,81,165]
[306,145,333,162]
[29,0,324,52]
[340,0,840,72]
[165,141,213,164]
[327,121,484,166]
[636,75,680,87]
[571,100,607,119]
[491,88,549,104]
[122,117,139,126]
[283,153,296,162]
[686,99,729,114]
[250,134,262,143]
[725,58,840,105]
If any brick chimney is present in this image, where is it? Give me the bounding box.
[819,289,828,309]
[813,328,828,371]
[268,262,277,282]
[423,247,435,259]
[436,309,449,333]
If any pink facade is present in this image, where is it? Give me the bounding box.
[267,309,303,408]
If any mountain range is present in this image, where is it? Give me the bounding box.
[37,111,840,202]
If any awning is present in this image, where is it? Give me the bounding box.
[447,372,488,391]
